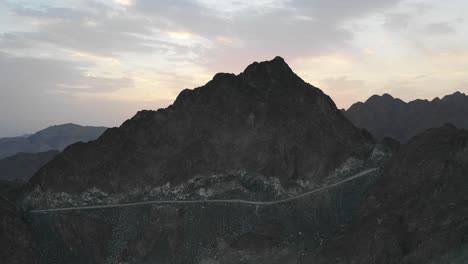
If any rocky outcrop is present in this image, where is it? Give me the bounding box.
[344,92,468,142]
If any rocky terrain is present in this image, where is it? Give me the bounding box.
[344,92,468,142]
[0,123,107,159]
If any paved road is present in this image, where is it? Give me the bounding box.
[30,168,379,213]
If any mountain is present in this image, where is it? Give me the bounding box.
[22,57,388,263]
[310,124,468,263]
[0,150,59,182]
[0,123,108,159]
[29,56,375,196]
[14,57,467,263]
[344,92,468,142]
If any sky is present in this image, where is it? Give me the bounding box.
[0,0,467,137]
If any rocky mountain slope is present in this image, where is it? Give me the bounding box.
[310,124,468,263]
[21,57,388,263]
[29,56,375,197]
[0,124,107,159]
[344,92,468,142]
[0,150,59,182]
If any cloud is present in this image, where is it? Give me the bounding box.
[2,0,406,71]
[383,13,412,31]
[7,4,84,19]
[132,0,229,38]
[0,52,164,137]
[0,32,43,53]
[0,52,139,135]
[424,22,456,35]
[0,52,84,92]
[1,1,178,57]
[0,52,132,94]
[291,0,403,21]
[55,76,134,94]
[127,0,404,72]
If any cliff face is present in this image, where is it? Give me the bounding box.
[345,92,468,142]
[30,57,374,196]
[311,124,468,263]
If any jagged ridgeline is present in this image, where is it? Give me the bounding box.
[24,57,391,263]
[344,92,468,142]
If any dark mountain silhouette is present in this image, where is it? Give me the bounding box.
[30,56,374,194]
[0,123,108,159]
[311,124,468,263]
[344,92,468,142]
[0,150,59,182]
[20,57,385,263]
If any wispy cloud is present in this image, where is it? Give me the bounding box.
[424,22,456,35]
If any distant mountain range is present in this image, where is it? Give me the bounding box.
[0,123,108,159]
[0,124,107,182]
[344,92,468,142]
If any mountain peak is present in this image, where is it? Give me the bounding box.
[241,56,296,82]
[452,91,465,96]
[441,91,467,103]
[174,56,313,109]
[271,55,287,65]
[244,56,288,69]
[381,93,394,100]
[243,56,290,70]
[365,93,395,104]
[30,57,372,194]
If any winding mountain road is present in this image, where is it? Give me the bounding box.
[30,168,379,213]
